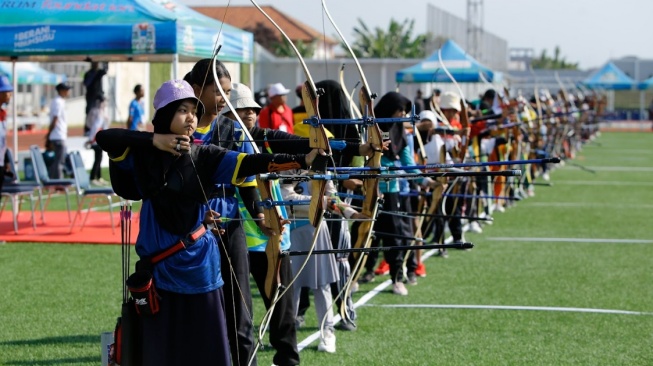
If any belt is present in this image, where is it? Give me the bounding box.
[149,225,207,265]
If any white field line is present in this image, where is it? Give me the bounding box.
[486,237,653,244]
[297,237,452,351]
[553,180,653,186]
[528,202,653,209]
[363,304,653,316]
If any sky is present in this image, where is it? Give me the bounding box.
[180,0,653,70]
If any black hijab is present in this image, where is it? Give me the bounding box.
[374,91,412,159]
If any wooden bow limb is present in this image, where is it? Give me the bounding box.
[320,0,383,328]
[248,2,332,359]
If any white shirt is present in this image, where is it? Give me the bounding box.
[425,134,453,164]
[49,96,67,141]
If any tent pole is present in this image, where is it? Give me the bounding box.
[639,90,645,121]
[12,60,18,164]
[172,54,179,80]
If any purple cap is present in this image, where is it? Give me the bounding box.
[0,74,13,92]
[153,79,202,111]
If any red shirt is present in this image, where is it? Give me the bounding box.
[258,104,294,134]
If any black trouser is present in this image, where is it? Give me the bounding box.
[47,140,66,179]
[89,144,103,180]
[249,252,300,366]
[218,221,256,366]
[433,182,465,243]
[375,192,415,283]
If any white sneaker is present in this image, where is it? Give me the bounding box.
[317,329,336,353]
[491,204,505,213]
[392,281,408,296]
[469,221,483,234]
[542,172,550,181]
[351,282,359,293]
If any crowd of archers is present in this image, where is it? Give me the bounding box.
[101,57,604,366]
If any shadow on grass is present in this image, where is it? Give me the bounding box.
[3,356,98,365]
[1,335,100,365]
[0,334,98,346]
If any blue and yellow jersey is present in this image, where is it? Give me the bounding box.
[111,148,246,294]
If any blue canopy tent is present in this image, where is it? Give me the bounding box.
[0,0,253,155]
[396,40,495,83]
[0,0,253,64]
[637,76,653,90]
[0,62,66,85]
[582,62,635,90]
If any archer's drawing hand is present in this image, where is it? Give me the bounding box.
[153,134,191,156]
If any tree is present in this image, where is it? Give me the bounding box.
[531,46,579,70]
[348,18,429,58]
[273,39,316,58]
[243,22,315,58]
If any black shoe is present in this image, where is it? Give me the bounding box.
[336,320,357,331]
[358,271,375,284]
[435,249,449,258]
[406,273,418,286]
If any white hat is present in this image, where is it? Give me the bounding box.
[222,82,261,115]
[419,110,437,123]
[439,91,461,112]
[267,82,290,98]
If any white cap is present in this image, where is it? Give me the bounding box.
[221,82,261,115]
[419,110,437,123]
[439,91,461,111]
[267,82,290,98]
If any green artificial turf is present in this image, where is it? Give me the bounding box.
[1,132,652,365]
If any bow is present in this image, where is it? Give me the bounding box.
[248,1,331,360]
[320,0,384,325]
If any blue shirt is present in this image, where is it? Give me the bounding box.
[194,118,256,220]
[114,149,246,294]
[379,145,422,193]
[128,99,145,131]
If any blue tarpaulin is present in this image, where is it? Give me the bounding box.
[0,62,66,85]
[396,40,495,83]
[0,0,253,63]
[582,62,635,90]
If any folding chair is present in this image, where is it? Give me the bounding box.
[68,151,117,234]
[0,149,41,233]
[28,145,74,222]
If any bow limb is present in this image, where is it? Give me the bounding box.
[248,1,331,223]
[438,48,470,163]
[321,0,381,257]
[321,0,383,326]
[339,64,363,120]
[210,59,284,302]
[248,3,332,345]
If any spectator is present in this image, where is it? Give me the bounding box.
[46,83,71,179]
[127,84,145,131]
[424,88,441,111]
[413,89,424,115]
[83,61,107,134]
[259,82,294,133]
[86,95,109,185]
[0,75,14,200]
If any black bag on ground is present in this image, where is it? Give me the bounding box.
[110,300,142,366]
